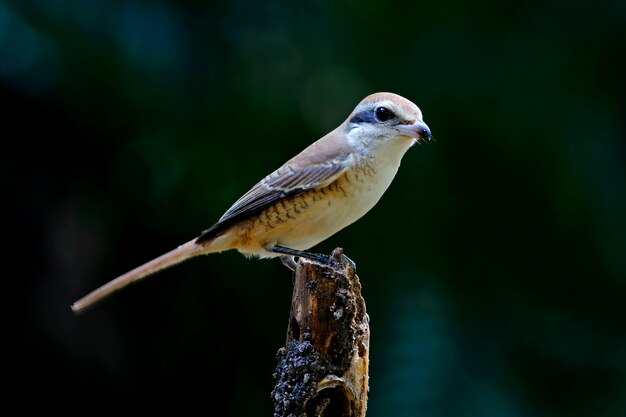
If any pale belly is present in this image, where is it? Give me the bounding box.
[237,159,402,257]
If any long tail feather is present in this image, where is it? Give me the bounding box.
[71,239,204,313]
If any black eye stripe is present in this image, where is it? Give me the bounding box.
[349,110,378,124]
[349,106,396,124]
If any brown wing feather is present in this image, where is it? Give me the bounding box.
[195,159,348,243]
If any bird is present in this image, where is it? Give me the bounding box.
[71,92,432,312]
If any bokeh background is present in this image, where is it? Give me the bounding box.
[4,0,625,415]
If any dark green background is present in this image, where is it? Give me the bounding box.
[4,0,625,415]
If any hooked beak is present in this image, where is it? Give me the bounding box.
[397,121,432,143]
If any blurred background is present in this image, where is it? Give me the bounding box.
[3,0,625,415]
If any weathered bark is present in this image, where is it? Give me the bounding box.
[272,248,370,417]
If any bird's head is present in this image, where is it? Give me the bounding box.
[345,92,432,148]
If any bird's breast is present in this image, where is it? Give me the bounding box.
[274,160,399,246]
[236,142,411,256]
[342,158,401,215]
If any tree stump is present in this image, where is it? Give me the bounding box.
[272,248,370,417]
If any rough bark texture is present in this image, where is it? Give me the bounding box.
[272,248,370,417]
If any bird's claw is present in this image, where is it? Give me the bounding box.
[330,247,356,272]
[280,256,298,271]
[272,245,355,273]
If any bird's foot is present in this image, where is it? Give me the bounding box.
[272,245,356,272]
[280,256,298,271]
[330,247,356,272]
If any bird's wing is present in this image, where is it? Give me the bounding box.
[195,158,350,243]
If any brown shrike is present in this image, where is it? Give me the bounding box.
[71,92,431,312]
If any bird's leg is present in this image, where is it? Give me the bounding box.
[271,245,356,271]
[271,245,331,264]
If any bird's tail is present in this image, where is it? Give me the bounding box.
[71,239,206,313]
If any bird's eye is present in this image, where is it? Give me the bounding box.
[375,106,393,122]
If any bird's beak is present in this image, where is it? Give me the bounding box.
[397,121,432,143]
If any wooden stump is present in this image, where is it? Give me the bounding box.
[272,248,370,417]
